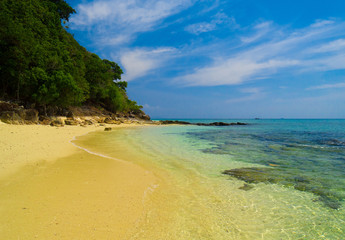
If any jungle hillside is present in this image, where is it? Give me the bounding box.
[0,0,143,116]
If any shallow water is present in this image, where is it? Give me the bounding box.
[77,120,345,239]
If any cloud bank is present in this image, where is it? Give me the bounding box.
[177,20,345,86]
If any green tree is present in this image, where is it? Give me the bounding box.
[0,0,143,115]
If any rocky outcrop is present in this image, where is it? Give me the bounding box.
[159,120,248,126]
[0,101,152,126]
[159,120,191,125]
[196,122,247,126]
[104,117,121,124]
[64,119,79,125]
[0,101,39,124]
[50,118,65,127]
[0,111,24,124]
[24,109,39,123]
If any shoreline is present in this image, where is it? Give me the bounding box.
[0,122,153,178]
[0,122,162,239]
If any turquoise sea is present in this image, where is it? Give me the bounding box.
[77,119,345,239]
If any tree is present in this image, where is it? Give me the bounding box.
[0,0,143,114]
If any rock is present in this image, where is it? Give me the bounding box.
[66,111,74,118]
[104,127,112,131]
[65,119,79,125]
[104,117,121,124]
[238,184,254,191]
[0,111,24,124]
[24,109,39,124]
[39,116,51,125]
[104,117,113,124]
[161,120,247,126]
[223,168,277,184]
[50,118,64,127]
[83,119,94,125]
[160,120,191,125]
[223,167,343,210]
[15,108,26,120]
[0,101,17,111]
[96,117,106,123]
[141,114,150,121]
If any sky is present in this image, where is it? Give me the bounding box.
[65,0,345,119]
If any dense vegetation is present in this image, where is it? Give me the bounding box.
[0,0,142,114]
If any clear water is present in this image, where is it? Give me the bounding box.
[77,119,345,239]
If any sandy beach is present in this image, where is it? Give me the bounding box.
[0,123,160,239]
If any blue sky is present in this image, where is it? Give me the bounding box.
[66,0,345,119]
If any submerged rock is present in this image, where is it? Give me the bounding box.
[239,184,254,191]
[223,167,280,184]
[223,167,343,210]
[104,127,112,131]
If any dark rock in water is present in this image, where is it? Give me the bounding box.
[239,184,254,191]
[197,122,248,126]
[322,139,345,147]
[223,167,343,210]
[160,120,191,125]
[318,196,342,210]
[223,167,279,184]
[161,120,248,126]
[209,122,231,126]
[104,127,112,131]
[293,176,310,183]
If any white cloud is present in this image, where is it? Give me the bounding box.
[178,19,345,86]
[71,0,193,45]
[226,88,265,103]
[310,19,335,28]
[179,57,298,86]
[240,21,273,43]
[143,104,160,110]
[72,0,192,27]
[185,12,237,35]
[308,39,345,53]
[185,22,217,34]
[98,35,132,46]
[119,48,176,81]
[307,82,345,90]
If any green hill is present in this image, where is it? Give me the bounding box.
[0,0,143,115]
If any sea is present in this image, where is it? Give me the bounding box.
[76,119,345,239]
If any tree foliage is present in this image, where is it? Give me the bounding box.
[0,0,141,113]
